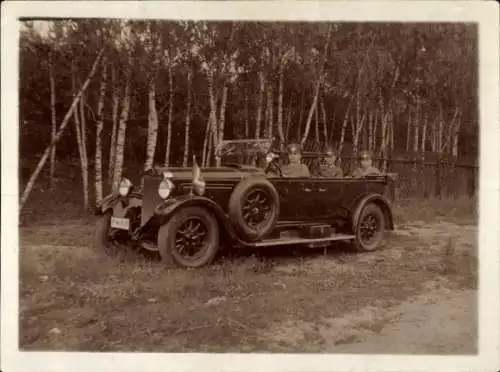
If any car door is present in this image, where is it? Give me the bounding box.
[271,177,319,222]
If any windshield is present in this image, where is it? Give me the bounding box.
[215,139,274,165]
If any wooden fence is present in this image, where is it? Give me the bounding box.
[336,154,478,199]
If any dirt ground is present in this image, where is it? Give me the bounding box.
[19,210,477,353]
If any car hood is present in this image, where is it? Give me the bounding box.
[154,166,265,181]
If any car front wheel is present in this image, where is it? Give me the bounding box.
[352,203,385,252]
[93,211,119,256]
[158,206,220,268]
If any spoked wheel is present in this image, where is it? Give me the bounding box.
[158,206,219,268]
[352,203,385,252]
[241,188,273,231]
[228,177,280,242]
[94,211,121,256]
[93,209,141,257]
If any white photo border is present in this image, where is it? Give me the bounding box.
[2,1,499,372]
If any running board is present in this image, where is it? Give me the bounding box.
[247,233,356,248]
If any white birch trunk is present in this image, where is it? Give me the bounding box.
[49,50,57,188]
[421,113,427,153]
[164,62,174,166]
[320,94,328,145]
[255,64,265,139]
[452,109,461,157]
[112,64,132,193]
[267,84,274,140]
[406,108,412,151]
[182,69,193,167]
[20,50,103,210]
[79,88,89,209]
[216,84,229,167]
[95,56,108,203]
[108,64,119,186]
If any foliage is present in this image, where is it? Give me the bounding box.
[19,20,478,205]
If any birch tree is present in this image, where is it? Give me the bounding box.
[20,49,104,210]
[94,56,108,203]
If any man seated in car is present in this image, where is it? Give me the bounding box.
[351,150,381,178]
[281,143,311,178]
[317,145,343,178]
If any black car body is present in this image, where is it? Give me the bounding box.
[94,139,397,268]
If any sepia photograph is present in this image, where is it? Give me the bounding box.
[2,1,499,372]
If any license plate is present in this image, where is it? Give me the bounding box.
[110,217,130,230]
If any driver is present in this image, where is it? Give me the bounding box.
[281,143,311,178]
[351,150,381,178]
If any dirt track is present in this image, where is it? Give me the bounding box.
[19,218,477,353]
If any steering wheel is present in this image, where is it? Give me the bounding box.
[265,158,283,177]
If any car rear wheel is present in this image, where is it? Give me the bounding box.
[228,176,280,242]
[158,206,219,268]
[352,203,385,252]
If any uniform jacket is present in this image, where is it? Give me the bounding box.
[351,166,381,178]
[281,163,311,178]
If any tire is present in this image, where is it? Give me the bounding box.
[157,206,219,268]
[352,202,385,252]
[93,211,119,256]
[228,176,280,242]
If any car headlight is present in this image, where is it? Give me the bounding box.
[158,179,174,199]
[118,178,132,196]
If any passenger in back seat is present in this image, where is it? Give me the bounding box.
[281,143,311,178]
[317,145,343,178]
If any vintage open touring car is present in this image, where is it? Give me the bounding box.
[94,139,397,268]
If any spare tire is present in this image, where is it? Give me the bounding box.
[228,176,280,242]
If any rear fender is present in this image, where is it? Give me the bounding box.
[155,196,243,244]
[351,193,394,232]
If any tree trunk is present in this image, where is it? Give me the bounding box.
[145,44,162,173]
[353,111,366,154]
[421,112,427,153]
[368,111,373,151]
[301,80,322,147]
[320,94,328,145]
[314,101,321,147]
[48,50,57,188]
[182,69,193,167]
[277,61,285,144]
[406,107,412,151]
[452,109,461,157]
[244,87,249,138]
[338,95,354,155]
[95,56,108,203]
[164,62,174,166]
[301,27,332,147]
[266,84,274,140]
[202,115,211,167]
[255,63,265,139]
[285,101,292,143]
[297,89,305,141]
[412,99,420,153]
[144,80,159,172]
[20,50,103,211]
[216,84,229,167]
[79,87,89,209]
[108,63,119,186]
[112,61,132,193]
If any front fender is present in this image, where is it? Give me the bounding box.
[95,192,143,216]
[351,193,394,232]
[154,195,243,243]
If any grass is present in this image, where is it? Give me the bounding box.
[18,171,478,353]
